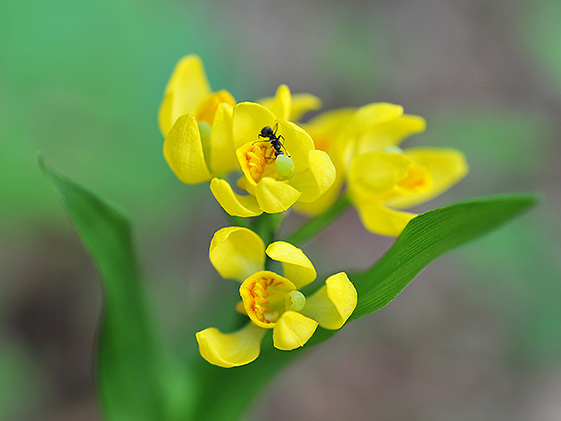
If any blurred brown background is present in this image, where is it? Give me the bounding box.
[1,0,560,419]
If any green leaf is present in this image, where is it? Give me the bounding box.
[39,157,194,421]
[349,194,539,320]
[190,194,537,420]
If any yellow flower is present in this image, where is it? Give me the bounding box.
[210,87,336,217]
[296,103,468,236]
[160,55,238,184]
[196,227,357,368]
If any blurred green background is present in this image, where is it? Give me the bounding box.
[1,0,560,419]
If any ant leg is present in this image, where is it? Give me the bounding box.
[273,122,279,136]
[276,135,291,157]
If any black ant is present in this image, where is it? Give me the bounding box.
[257,123,289,157]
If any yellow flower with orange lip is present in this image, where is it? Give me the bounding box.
[196,227,357,368]
[297,103,468,236]
[209,91,336,217]
[160,55,238,184]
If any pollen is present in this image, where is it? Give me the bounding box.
[240,271,297,328]
[245,145,267,182]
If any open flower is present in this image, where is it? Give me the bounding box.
[210,93,336,217]
[196,227,357,368]
[160,54,238,184]
[296,103,468,236]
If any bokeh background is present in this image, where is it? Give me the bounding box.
[2,0,560,419]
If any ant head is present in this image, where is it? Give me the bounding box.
[260,126,274,137]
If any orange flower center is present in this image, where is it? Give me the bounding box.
[239,271,296,328]
[243,144,277,183]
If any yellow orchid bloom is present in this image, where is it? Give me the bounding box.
[160,55,238,184]
[210,92,336,217]
[296,103,468,236]
[196,227,357,368]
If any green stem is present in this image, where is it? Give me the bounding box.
[226,214,250,228]
[251,212,284,271]
[251,212,283,246]
[284,194,351,246]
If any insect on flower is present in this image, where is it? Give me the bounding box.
[256,124,294,179]
[257,124,290,157]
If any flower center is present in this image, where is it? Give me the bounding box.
[243,144,278,183]
[239,271,298,328]
[398,162,432,193]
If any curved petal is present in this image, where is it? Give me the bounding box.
[289,150,336,203]
[276,120,315,172]
[163,114,211,184]
[348,152,411,196]
[353,199,416,237]
[209,226,265,282]
[255,177,302,213]
[290,93,322,121]
[232,102,277,150]
[272,311,318,350]
[339,103,404,169]
[293,175,343,216]
[210,178,262,217]
[302,272,357,330]
[196,323,266,368]
[345,102,404,135]
[268,84,292,121]
[356,114,426,154]
[194,90,235,125]
[266,241,316,288]
[388,148,469,209]
[159,55,211,137]
[209,102,237,174]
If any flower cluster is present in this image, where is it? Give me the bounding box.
[196,227,357,367]
[159,55,468,367]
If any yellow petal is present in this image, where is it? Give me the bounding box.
[268,84,292,121]
[289,150,336,203]
[196,323,266,368]
[306,108,355,133]
[159,55,211,137]
[209,103,237,174]
[354,199,416,236]
[290,93,322,121]
[346,102,404,135]
[232,102,277,150]
[163,114,211,184]
[339,103,405,169]
[293,175,343,216]
[209,226,265,282]
[356,114,426,154]
[259,89,321,122]
[388,148,469,209]
[272,311,318,350]
[255,177,302,213]
[266,241,316,289]
[277,120,315,172]
[348,152,411,196]
[194,90,235,125]
[210,178,262,217]
[302,272,357,330]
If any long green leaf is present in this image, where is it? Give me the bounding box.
[349,194,539,320]
[191,194,538,420]
[39,157,193,420]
